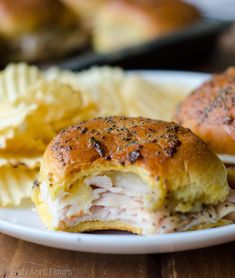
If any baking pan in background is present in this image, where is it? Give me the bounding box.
[54,19,230,71]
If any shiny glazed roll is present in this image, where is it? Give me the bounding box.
[32,116,231,235]
[174,67,235,187]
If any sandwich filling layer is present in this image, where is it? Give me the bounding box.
[218,154,235,165]
[39,171,235,234]
[218,154,235,188]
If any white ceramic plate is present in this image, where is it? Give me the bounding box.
[2,70,235,255]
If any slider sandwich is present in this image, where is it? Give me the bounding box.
[32,116,235,235]
[92,0,200,52]
[0,0,87,62]
[174,67,235,188]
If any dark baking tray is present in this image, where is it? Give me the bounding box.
[55,19,230,71]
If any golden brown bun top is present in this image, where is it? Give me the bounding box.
[40,116,228,211]
[98,0,200,31]
[0,0,78,38]
[174,67,235,155]
[62,0,200,33]
[43,116,194,178]
[61,0,107,21]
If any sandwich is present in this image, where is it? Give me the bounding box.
[60,0,108,31]
[32,116,235,235]
[0,0,88,63]
[174,67,235,188]
[92,0,201,52]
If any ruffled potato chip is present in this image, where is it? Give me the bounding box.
[0,78,96,156]
[0,156,41,169]
[44,66,124,92]
[0,102,36,130]
[18,80,97,130]
[0,105,55,155]
[0,165,37,207]
[52,103,97,131]
[121,76,186,121]
[0,132,49,155]
[44,66,126,116]
[0,63,43,102]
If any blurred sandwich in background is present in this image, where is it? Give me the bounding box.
[89,0,201,52]
[0,0,201,63]
[0,0,88,63]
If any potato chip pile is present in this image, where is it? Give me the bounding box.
[0,63,190,207]
[44,66,127,116]
[0,63,96,206]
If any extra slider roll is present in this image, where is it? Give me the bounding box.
[92,0,200,52]
[0,0,87,62]
[32,116,235,235]
[174,67,235,188]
